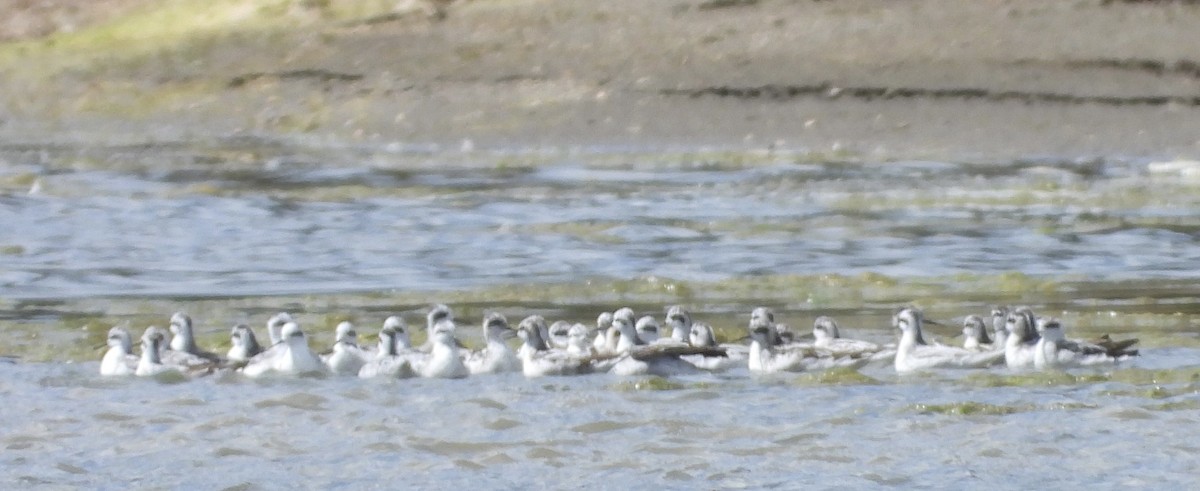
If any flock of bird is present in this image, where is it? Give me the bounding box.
[99,304,1140,379]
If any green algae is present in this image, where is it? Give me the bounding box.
[0,0,401,77]
[907,401,1096,416]
[792,367,881,387]
[908,401,1025,416]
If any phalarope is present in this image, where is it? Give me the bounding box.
[990,306,1009,348]
[136,327,182,377]
[592,311,615,354]
[893,307,1004,372]
[242,321,326,377]
[961,315,996,351]
[421,304,453,352]
[1004,307,1040,369]
[266,312,293,345]
[547,320,572,350]
[323,321,370,375]
[1034,317,1138,369]
[100,326,139,376]
[635,315,665,344]
[516,315,590,377]
[417,317,468,379]
[359,316,417,379]
[680,321,745,371]
[516,315,552,358]
[251,312,295,363]
[566,323,595,356]
[812,316,888,356]
[601,310,725,376]
[227,324,263,363]
[747,313,824,373]
[168,312,221,363]
[465,313,521,375]
[749,307,786,346]
[665,305,691,344]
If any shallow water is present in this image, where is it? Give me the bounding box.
[4,356,1200,489]
[3,142,1200,299]
[2,140,1200,488]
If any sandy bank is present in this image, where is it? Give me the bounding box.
[0,0,1198,162]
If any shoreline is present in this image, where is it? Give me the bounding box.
[0,0,1199,162]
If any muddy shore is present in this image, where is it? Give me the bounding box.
[1,0,1199,162]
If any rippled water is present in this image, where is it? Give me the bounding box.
[3,139,1200,488]
[4,353,1200,489]
[3,141,1200,298]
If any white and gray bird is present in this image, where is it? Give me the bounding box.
[547,320,573,351]
[1034,317,1137,369]
[961,315,996,351]
[168,312,221,363]
[420,304,453,353]
[665,305,692,344]
[893,307,1004,373]
[322,321,370,375]
[592,311,615,354]
[990,306,1009,348]
[359,316,417,379]
[746,309,854,373]
[136,327,182,377]
[465,313,521,375]
[1004,307,1040,370]
[227,324,263,363]
[812,316,892,362]
[100,326,139,376]
[242,321,326,378]
[681,321,745,371]
[516,315,590,377]
[416,316,468,379]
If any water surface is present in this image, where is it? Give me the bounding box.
[2,140,1200,489]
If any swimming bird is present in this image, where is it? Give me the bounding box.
[465,313,521,375]
[990,306,1009,347]
[592,311,614,354]
[359,316,417,379]
[1004,307,1040,369]
[547,320,572,350]
[516,315,553,358]
[961,315,996,351]
[420,304,453,352]
[100,326,139,376]
[601,311,725,376]
[681,322,745,371]
[749,307,787,346]
[812,316,888,356]
[689,321,718,349]
[1034,317,1138,369]
[226,324,263,363]
[516,315,590,377]
[266,312,294,345]
[322,321,370,375]
[136,327,182,377]
[165,313,222,368]
[747,314,827,373]
[245,312,295,365]
[665,306,692,343]
[893,307,1004,373]
[242,321,326,378]
[635,315,665,344]
[416,317,468,379]
[565,323,595,356]
[892,306,932,346]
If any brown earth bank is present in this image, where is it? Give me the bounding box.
[1,0,1199,162]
